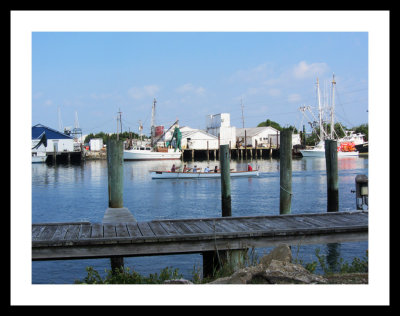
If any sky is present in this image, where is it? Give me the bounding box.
[31,30,369,137]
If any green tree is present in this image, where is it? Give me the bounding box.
[257,119,282,130]
[354,123,368,141]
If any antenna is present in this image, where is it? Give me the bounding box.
[241,97,245,128]
[74,111,80,129]
[118,108,122,134]
[58,107,63,131]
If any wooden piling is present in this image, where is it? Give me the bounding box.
[220,144,231,217]
[280,129,292,214]
[203,144,247,278]
[107,139,124,208]
[325,139,339,212]
[105,139,126,273]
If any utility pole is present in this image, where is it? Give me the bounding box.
[241,97,245,128]
[58,107,63,131]
[330,74,336,139]
[118,108,122,134]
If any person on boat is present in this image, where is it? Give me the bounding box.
[247,164,253,171]
[204,166,210,172]
[171,164,176,172]
[183,164,189,172]
[193,165,197,173]
[214,166,219,173]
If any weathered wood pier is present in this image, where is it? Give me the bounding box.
[32,211,368,261]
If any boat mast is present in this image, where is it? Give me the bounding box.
[150,98,156,147]
[317,78,323,141]
[330,74,336,139]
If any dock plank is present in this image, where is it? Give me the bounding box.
[126,223,142,237]
[91,223,103,238]
[52,225,69,241]
[148,221,169,236]
[158,221,181,235]
[137,222,155,237]
[115,223,130,237]
[64,224,81,240]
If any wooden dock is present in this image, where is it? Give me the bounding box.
[32,211,368,261]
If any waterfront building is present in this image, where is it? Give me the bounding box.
[32,124,75,153]
[205,113,237,148]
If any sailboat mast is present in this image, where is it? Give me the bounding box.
[317,78,323,141]
[150,98,156,146]
[330,74,336,139]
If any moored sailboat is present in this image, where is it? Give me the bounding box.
[299,75,360,158]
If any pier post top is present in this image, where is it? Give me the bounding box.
[102,207,136,223]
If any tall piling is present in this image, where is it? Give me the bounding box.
[203,144,237,278]
[325,139,339,212]
[107,139,124,208]
[104,138,135,273]
[220,144,231,217]
[280,129,292,214]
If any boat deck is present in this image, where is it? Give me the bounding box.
[32,211,368,261]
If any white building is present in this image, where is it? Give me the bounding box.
[236,127,301,148]
[205,113,236,148]
[89,138,103,151]
[163,126,219,150]
[32,124,75,153]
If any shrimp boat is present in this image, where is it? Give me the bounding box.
[123,99,182,161]
[300,140,359,157]
[299,75,359,158]
[150,170,260,179]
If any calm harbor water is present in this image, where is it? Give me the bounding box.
[32,156,368,284]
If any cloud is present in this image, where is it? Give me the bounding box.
[292,61,329,79]
[128,85,160,100]
[287,93,302,103]
[90,93,114,100]
[44,99,53,106]
[176,83,205,96]
[229,63,272,83]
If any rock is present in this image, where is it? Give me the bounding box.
[262,260,327,284]
[209,265,265,284]
[164,279,193,284]
[259,244,292,267]
[209,244,328,284]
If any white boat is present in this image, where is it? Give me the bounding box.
[124,146,181,160]
[123,99,182,161]
[32,151,47,163]
[300,140,359,157]
[150,170,260,179]
[299,75,359,158]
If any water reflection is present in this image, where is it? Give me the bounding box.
[31,156,368,283]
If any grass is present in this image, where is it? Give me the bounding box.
[75,248,368,284]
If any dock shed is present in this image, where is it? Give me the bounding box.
[32,124,75,153]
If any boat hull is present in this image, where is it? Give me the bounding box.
[300,149,359,157]
[32,152,47,163]
[123,149,181,160]
[150,170,260,179]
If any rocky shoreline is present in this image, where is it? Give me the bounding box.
[165,244,368,285]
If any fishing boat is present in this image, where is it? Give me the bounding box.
[150,170,260,179]
[123,99,182,161]
[300,140,359,157]
[124,146,182,160]
[299,75,359,158]
[32,151,47,163]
